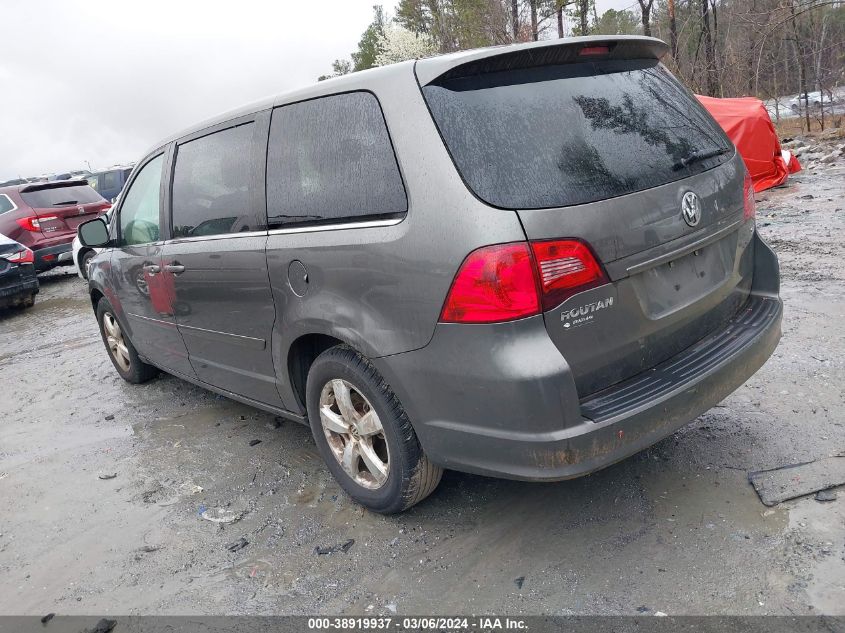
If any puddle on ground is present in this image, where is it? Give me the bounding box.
[787,493,845,613]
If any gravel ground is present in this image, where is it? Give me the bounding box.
[0,145,843,616]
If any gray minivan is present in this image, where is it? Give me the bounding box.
[78,36,783,513]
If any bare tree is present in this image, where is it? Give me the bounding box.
[579,0,590,34]
[787,0,812,130]
[637,0,655,35]
[557,3,565,36]
[701,0,718,95]
[668,0,678,62]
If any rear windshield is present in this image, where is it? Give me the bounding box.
[21,184,104,208]
[422,59,731,209]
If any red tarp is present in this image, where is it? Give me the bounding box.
[696,95,801,192]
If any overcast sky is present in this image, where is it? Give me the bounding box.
[1,0,633,181]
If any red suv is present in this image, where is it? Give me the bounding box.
[0,180,110,272]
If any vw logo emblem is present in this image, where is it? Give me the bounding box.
[681,192,701,227]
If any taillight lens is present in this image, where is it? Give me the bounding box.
[440,239,609,323]
[531,239,608,311]
[440,243,540,323]
[3,247,35,264]
[743,171,756,221]
[16,215,58,232]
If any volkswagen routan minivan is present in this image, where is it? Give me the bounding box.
[79,36,783,513]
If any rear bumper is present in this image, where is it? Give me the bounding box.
[0,265,39,307]
[33,242,73,271]
[373,232,782,481]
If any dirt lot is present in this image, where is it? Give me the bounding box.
[1,146,843,616]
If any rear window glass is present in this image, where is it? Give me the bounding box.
[266,91,407,228]
[422,60,731,209]
[21,184,104,208]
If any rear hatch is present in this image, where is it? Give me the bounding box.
[419,38,756,397]
[19,181,110,239]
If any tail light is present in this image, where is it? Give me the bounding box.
[2,247,35,264]
[530,239,608,311]
[16,215,58,232]
[743,171,756,221]
[440,243,540,323]
[440,239,608,323]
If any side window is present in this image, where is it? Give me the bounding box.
[171,123,260,238]
[102,170,120,190]
[119,154,164,246]
[266,91,407,228]
[86,174,100,191]
[0,194,15,214]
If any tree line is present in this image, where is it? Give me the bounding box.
[322,0,844,130]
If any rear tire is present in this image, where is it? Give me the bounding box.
[306,345,442,514]
[22,294,35,308]
[96,298,158,384]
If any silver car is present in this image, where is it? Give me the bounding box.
[78,36,782,513]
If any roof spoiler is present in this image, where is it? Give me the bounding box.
[20,179,90,193]
[415,35,670,85]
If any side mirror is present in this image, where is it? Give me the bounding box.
[78,217,110,248]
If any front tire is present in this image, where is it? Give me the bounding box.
[96,298,158,384]
[306,345,442,514]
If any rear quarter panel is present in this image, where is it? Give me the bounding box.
[265,64,528,412]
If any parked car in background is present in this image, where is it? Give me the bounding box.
[79,35,782,514]
[789,91,825,111]
[0,234,38,309]
[0,180,110,271]
[86,166,133,202]
[73,206,113,279]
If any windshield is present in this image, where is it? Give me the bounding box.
[422,59,731,209]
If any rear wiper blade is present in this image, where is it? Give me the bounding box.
[52,200,78,206]
[672,147,731,171]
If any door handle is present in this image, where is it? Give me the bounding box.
[164,263,186,274]
[143,264,160,275]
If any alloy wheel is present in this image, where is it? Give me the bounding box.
[319,379,390,489]
[103,312,131,372]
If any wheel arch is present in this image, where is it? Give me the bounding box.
[89,287,104,313]
[77,246,92,268]
[285,332,348,414]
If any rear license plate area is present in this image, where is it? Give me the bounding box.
[632,237,736,319]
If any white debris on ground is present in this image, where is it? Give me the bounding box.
[781,130,845,170]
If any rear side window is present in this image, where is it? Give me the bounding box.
[0,194,15,214]
[21,184,104,208]
[422,60,731,209]
[171,123,262,238]
[266,91,406,228]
